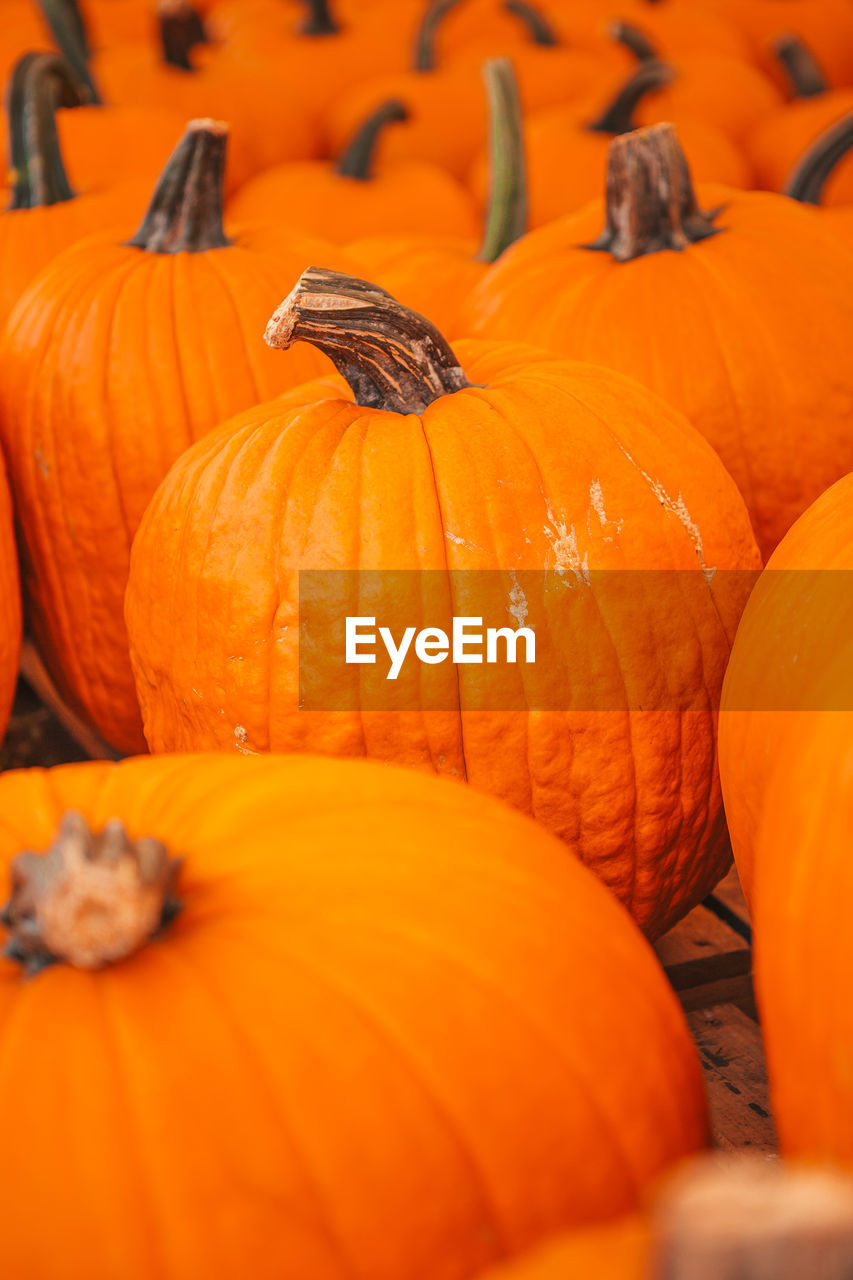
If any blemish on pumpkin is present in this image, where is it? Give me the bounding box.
[445,531,480,553]
[233,725,255,756]
[508,570,530,627]
[588,478,622,543]
[615,443,716,583]
[544,510,590,585]
[34,448,50,479]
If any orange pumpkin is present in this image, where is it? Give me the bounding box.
[0,751,708,1278]
[0,451,21,751]
[699,0,853,91]
[126,266,760,939]
[0,121,362,756]
[227,97,477,242]
[719,472,853,903]
[754,697,853,1164]
[0,53,152,336]
[468,62,751,228]
[463,123,853,558]
[784,110,853,247]
[746,37,853,202]
[350,57,525,334]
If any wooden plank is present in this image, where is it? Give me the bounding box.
[655,902,751,992]
[709,864,752,929]
[687,1004,776,1153]
[678,971,757,1019]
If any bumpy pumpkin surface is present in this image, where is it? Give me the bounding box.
[0,751,708,1279]
[126,268,760,938]
[0,452,21,748]
[0,120,361,756]
[719,472,853,903]
[463,123,853,558]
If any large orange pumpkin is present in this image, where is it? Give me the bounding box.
[463,123,853,557]
[0,751,708,1278]
[126,267,760,938]
[719,471,853,902]
[0,121,361,757]
[754,697,853,1163]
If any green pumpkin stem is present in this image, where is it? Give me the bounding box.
[503,1,559,47]
[300,0,339,36]
[33,0,101,103]
[1,812,182,975]
[413,0,464,72]
[784,110,853,204]
[774,35,827,99]
[158,0,208,71]
[6,53,87,211]
[266,268,472,414]
[479,58,527,262]
[127,119,232,253]
[607,19,658,63]
[585,123,721,262]
[587,60,674,134]
[336,100,408,180]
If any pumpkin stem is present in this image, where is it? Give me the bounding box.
[479,58,527,262]
[784,109,853,204]
[127,119,232,253]
[774,35,827,99]
[585,123,721,262]
[413,0,464,72]
[650,1155,853,1279]
[158,0,208,71]
[607,19,658,62]
[503,1,559,47]
[587,60,674,135]
[300,0,339,36]
[266,268,472,414]
[1,812,182,975]
[5,53,86,211]
[33,0,101,103]
[336,99,408,180]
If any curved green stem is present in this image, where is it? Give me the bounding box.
[336,100,408,180]
[587,60,674,134]
[127,119,232,253]
[784,110,853,204]
[774,35,827,98]
[479,58,527,262]
[6,53,86,211]
[34,0,101,103]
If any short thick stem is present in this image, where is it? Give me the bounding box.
[6,53,85,211]
[608,19,658,62]
[336,100,407,180]
[300,0,339,36]
[587,60,674,135]
[479,58,527,262]
[774,35,827,98]
[585,123,721,262]
[413,0,463,72]
[265,269,471,414]
[1,812,182,974]
[784,109,853,204]
[158,0,208,71]
[34,0,101,103]
[127,119,232,253]
[503,1,558,47]
[650,1156,853,1279]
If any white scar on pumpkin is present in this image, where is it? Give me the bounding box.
[544,509,591,585]
[615,444,716,583]
[508,570,530,627]
[445,530,480,553]
[587,478,623,542]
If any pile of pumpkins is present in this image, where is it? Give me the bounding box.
[0,0,852,1276]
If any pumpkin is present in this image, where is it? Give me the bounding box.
[0,751,708,1278]
[753,695,853,1164]
[227,97,477,243]
[746,37,853,202]
[468,61,751,229]
[0,53,153,336]
[350,57,526,335]
[0,120,362,756]
[126,266,759,938]
[540,0,752,62]
[698,0,853,91]
[719,471,853,903]
[784,110,853,247]
[463,123,853,557]
[0,451,21,752]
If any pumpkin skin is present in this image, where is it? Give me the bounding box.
[0,751,709,1279]
[0,450,21,749]
[543,0,752,63]
[784,110,853,248]
[479,1217,648,1279]
[0,123,361,756]
[463,125,853,558]
[753,699,853,1163]
[698,0,853,91]
[747,85,853,204]
[719,472,853,904]
[126,268,760,939]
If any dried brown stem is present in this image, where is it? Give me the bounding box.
[265,268,471,414]
[587,60,674,134]
[774,34,827,98]
[6,52,84,211]
[784,109,853,204]
[336,100,407,180]
[608,19,658,62]
[127,119,232,253]
[504,1,558,47]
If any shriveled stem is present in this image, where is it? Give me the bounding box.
[6,53,85,211]
[413,0,463,72]
[265,269,471,414]
[587,60,674,135]
[585,123,721,262]
[608,19,658,62]
[336,100,408,180]
[479,58,527,262]
[127,119,232,253]
[784,109,853,204]
[774,35,827,98]
[300,0,339,36]
[34,0,101,103]
[1,812,182,974]
[158,0,208,71]
[504,0,558,47]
